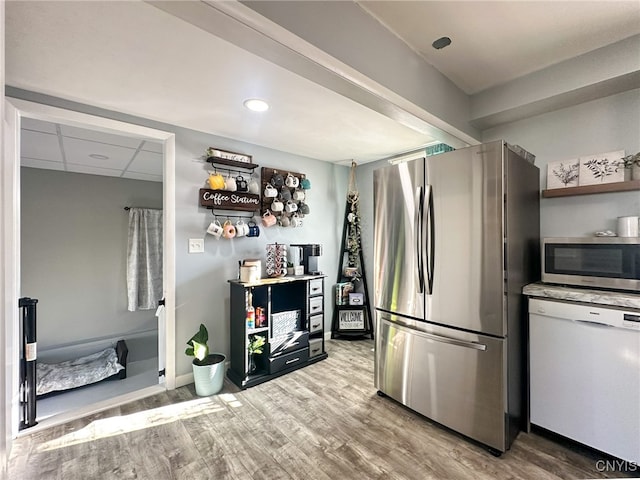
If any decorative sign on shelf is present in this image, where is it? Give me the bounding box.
[205,147,252,164]
[338,309,365,330]
[199,189,260,212]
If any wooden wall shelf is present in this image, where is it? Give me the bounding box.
[542,179,640,198]
[206,156,258,170]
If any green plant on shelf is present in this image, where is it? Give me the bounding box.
[618,152,640,169]
[248,335,266,354]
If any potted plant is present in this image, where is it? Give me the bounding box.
[287,261,295,276]
[186,323,226,396]
[247,334,266,374]
[619,152,640,180]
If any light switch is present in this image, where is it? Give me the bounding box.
[188,238,204,253]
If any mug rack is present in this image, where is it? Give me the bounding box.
[260,167,311,226]
[200,155,261,213]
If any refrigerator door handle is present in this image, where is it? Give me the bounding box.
[388,319,487,351]
[415,186,424,294]
[424,184,435,294]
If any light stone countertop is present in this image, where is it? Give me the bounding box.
[523,282,640,309]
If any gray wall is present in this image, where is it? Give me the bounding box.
[9,88,349,379]
[483,89,640,237]
[174,128,347,377]
[20,168,163,350]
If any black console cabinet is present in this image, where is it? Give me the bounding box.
[227,275,328,389]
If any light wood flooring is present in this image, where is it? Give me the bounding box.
[8,340,637,479]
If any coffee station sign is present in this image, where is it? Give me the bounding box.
[199,189,260,212]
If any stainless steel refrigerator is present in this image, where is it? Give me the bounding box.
[373,140,540,454]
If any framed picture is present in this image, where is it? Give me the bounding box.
[546,159,579,189]
[578,150,627,186]
[338,309,365,330]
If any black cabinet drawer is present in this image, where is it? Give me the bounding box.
[269,331,309,357]
[269,348,309,374]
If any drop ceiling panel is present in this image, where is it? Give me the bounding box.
[64,163,123,178]
[122,172,163,182]
[22,117,58,134]
[22,158,65,171]
[21,130,63,162]
[141,140,163,154]
[60,124,145,149]
[61,137,136,170]
[127,150,163,175]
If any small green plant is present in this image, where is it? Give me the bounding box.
[619,152,640,169]
[248,335,266,354]
[186,323,209,361]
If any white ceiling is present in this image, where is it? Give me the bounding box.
[359,1,640,95]
[21,117,164,182]
[5,0,640,179]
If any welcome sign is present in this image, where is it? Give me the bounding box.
[199,189,260,212]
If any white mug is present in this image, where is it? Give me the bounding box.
[235,220,249,237]
[285,201,298,213]
[264,184,278,198]
[248,178,260,195]
[225,175,237,192]
[271,199,284,212]
[285,173,299,188]
[206,220,223,238]
[293,190,305,201]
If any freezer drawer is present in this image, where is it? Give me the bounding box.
[375,315,508,451]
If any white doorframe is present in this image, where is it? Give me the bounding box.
[4,98,176,438]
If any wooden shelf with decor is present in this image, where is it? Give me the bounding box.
[542,179,640,198]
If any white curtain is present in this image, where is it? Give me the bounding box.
[127,208,163,311]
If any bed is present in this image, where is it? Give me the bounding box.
[36,339,128,397]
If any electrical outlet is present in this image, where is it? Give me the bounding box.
[188,238,204,253]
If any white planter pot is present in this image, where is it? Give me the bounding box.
[192,353,225,396]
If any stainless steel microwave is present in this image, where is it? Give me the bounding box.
[542,237,640,292]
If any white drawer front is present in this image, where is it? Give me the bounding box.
[309,338,323,358]
[308,278,324,297]
[309,314,323,334]
[309,296,323,315]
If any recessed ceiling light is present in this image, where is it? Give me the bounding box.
[243,98,269,112]
[432,37,452,50]
[89,153,109,160]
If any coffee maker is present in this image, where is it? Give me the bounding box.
[291,244,323,275]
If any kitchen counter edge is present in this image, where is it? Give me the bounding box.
[523,282,640,310]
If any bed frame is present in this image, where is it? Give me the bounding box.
[36,339,129,398]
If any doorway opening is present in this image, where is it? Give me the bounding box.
[6,98,176,435]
